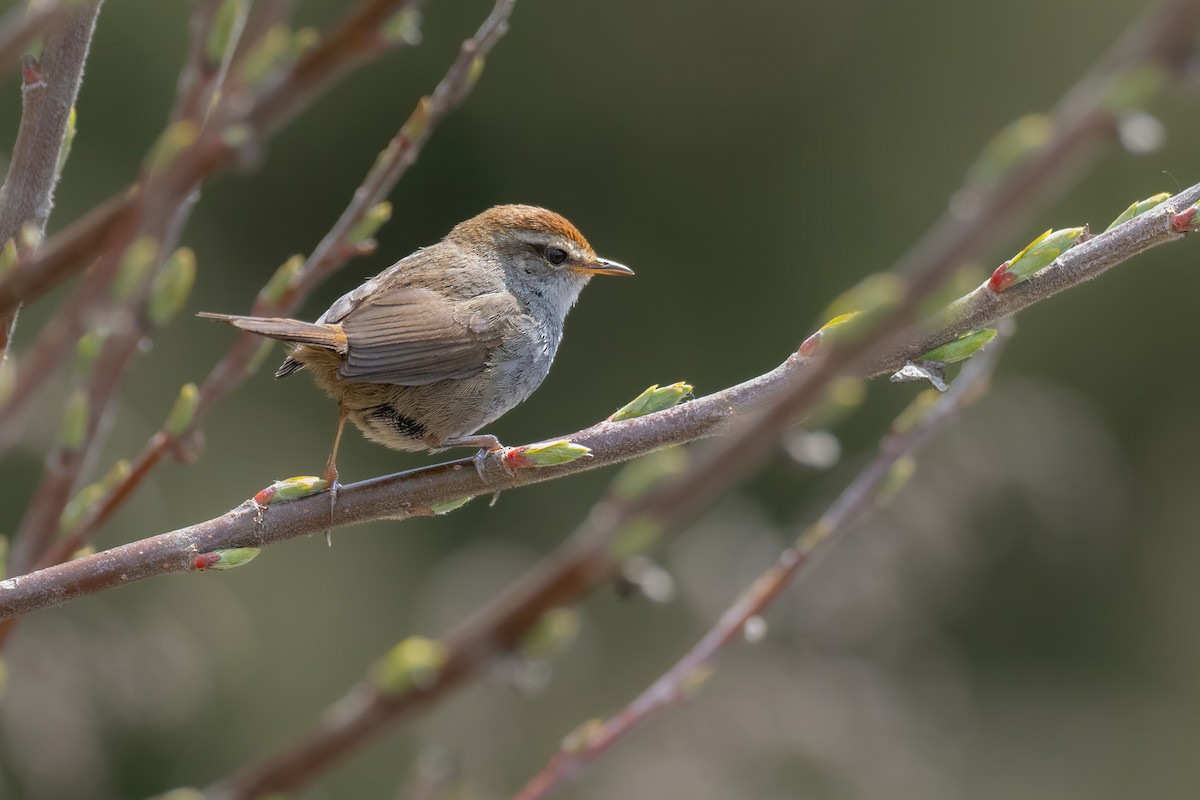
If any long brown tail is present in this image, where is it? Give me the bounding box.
[196,312,348,354]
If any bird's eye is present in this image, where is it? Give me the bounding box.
[544,247,568,266]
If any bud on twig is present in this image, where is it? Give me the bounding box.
[1106,192,1170,231]
[111,237,160,303]
[371,637,447,695]
[147,248,196,327]
[253,476,330,505]
[258,255,304,305]
[194,547,260,571]
[917,328,997,365]
[56,106,77,176]
[502,440,592,470]
[205,0,247,66]
[165,383,200,437]
[987,226,1086,293]
[609,381,693,421]
[382,8,422,45]
[144,121,200,175]
[344,202,392,248]
[60,389,88,450]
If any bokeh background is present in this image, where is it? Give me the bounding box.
[3,0,1200,798]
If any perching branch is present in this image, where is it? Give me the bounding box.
[514,325,1012,800]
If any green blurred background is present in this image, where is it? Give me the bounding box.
[4,0,1200,797]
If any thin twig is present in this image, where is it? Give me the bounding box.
[0,0,426,327]
[514,326,1012,800]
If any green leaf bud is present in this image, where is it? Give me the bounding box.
[502,440,592,470]
[205,0,246,65]
[918,328,997,365]
[61,389,88,450]
[147,248,197,327]
[610,381,693,422]
[111,237,160,303]
[165,383,200,437]
[1105,192,1170,231]
[258,255,304,305]
[371,636,448,695]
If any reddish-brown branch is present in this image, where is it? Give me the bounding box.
[514,327,1010,800]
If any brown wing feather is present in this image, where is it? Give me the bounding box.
[337,287,515,386]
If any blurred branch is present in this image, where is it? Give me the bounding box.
[0,0,102,355]
[514,325,1012,800]
[6,218,196,577]
[244,0,424,136]
[0,0,429,330]
[0,0,247,452]
[4,0,243,576]
[169,0,249,126]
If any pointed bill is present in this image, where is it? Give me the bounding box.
[571,256,634,277]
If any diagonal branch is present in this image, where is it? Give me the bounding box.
[514,325,1012,800]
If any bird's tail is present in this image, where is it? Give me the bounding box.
[197,312,348,354]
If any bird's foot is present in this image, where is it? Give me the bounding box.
[322,465,340,546]
[438,434,505,481]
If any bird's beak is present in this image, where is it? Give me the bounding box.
[571,257,635,277]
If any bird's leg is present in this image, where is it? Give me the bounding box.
[323,405,348,543]
[438,434,504,480]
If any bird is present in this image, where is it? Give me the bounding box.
[199,204,633,486]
